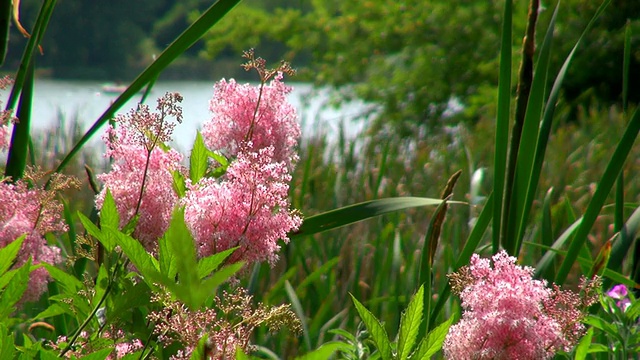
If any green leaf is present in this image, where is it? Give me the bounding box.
[236,347,251,360]
[349,293,392,360]
[285,280,311,351]
[158,229,178,280]
[398,285,424,360]
[78,212,116,252]
[492,0,513,253]
[38,349,60,360]
[100,189,120,230]
[411,316,454,359]
[4,58,34,181]
[189,334,209,360]
[30,303,66,321]
[0,322,15,359]
[171,169,187,198]
[0,235,25,276]
[295,342,353,360]
[197,247,237,279]
[556,103,640,284]
[0,259,31,318]
[190,132,209,184]
[574,327,594,360]
[41,263,83,294]
[293,197,447,238]
[78,348,114,360]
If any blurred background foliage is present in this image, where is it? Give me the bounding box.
[3,0,639,133]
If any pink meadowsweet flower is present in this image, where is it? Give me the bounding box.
[96,93,185,251]
[201,74,300,167]
[183,145,302,266]
[0,179,65,303]
[443,251,592,360]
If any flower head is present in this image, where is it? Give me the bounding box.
[0,177,67,303]
[96,93,185,251]
[201,75,300,168]
[606,284,631,312]
[443,251,595,360]
[184,145,302,266]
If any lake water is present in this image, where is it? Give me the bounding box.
[26,79,370,151]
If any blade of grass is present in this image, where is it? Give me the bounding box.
[291,197,451,238]
[4,59,33,180]
[6,0,56,111]
[515,0,612,255]
[52,0,243,175]
[493,0,513,253]
[501,0,541,255]
[508,2,558,254]
[555,105,640,284]
[0,0,10,66]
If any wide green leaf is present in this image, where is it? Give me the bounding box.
[295,342,353,360]
[197,247,237,279]
[398,285,424,360]
[349,293,392,360]
[292,197,448,238]
[100,189,120,230]
[0,259,31,318]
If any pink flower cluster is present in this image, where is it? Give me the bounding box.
[97,75,301,266]
[185,74,302,265]
[201,74,300,167]
[0,180,65,303]
[184,145,302,265]
[96,93,185,251]
[443,251,590,360]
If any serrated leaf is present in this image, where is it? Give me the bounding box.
[349,293,392,360]
[411,316,453,359]
[39,349,61,360]
[100,189,120,229]
[30,303,66,320]
[78,212,115,252]
[78,348,114,360]
[197,247,237,279]
[0,235,25,276]
[190,132,209,184]
[0,323,15,359]
[158,230,178,279]
[398,285,424,360]
[171,169,187,198]
[189,335,209,360]
[40,263,83,293]
[295,341,354,360]
[0,258,31,318]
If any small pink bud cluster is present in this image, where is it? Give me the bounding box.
[443,251,597,360]
[0,179,65,303]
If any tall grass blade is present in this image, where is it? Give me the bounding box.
[493,0,513,253]
[555,106,640,284]
[6,0,56,111]
[0,0,10,66]
[509,3,558,254]
[4,59,33,180]
[610,205,640,273]
[53,0,242,174]
[291,197,447,238]
[516,0,612,256]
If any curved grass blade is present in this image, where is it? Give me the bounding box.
[509,2,559,254]
[0,0,10,66]
[6,0,56,111]
[292,197,450,238]
[556,105,640,284]
[4,59,33,180]
[53,0,242,174]
[610,204,640,272]
[493,0,513,253]
[515,0,612,256]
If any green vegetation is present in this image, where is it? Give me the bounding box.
[0,0,639,358]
